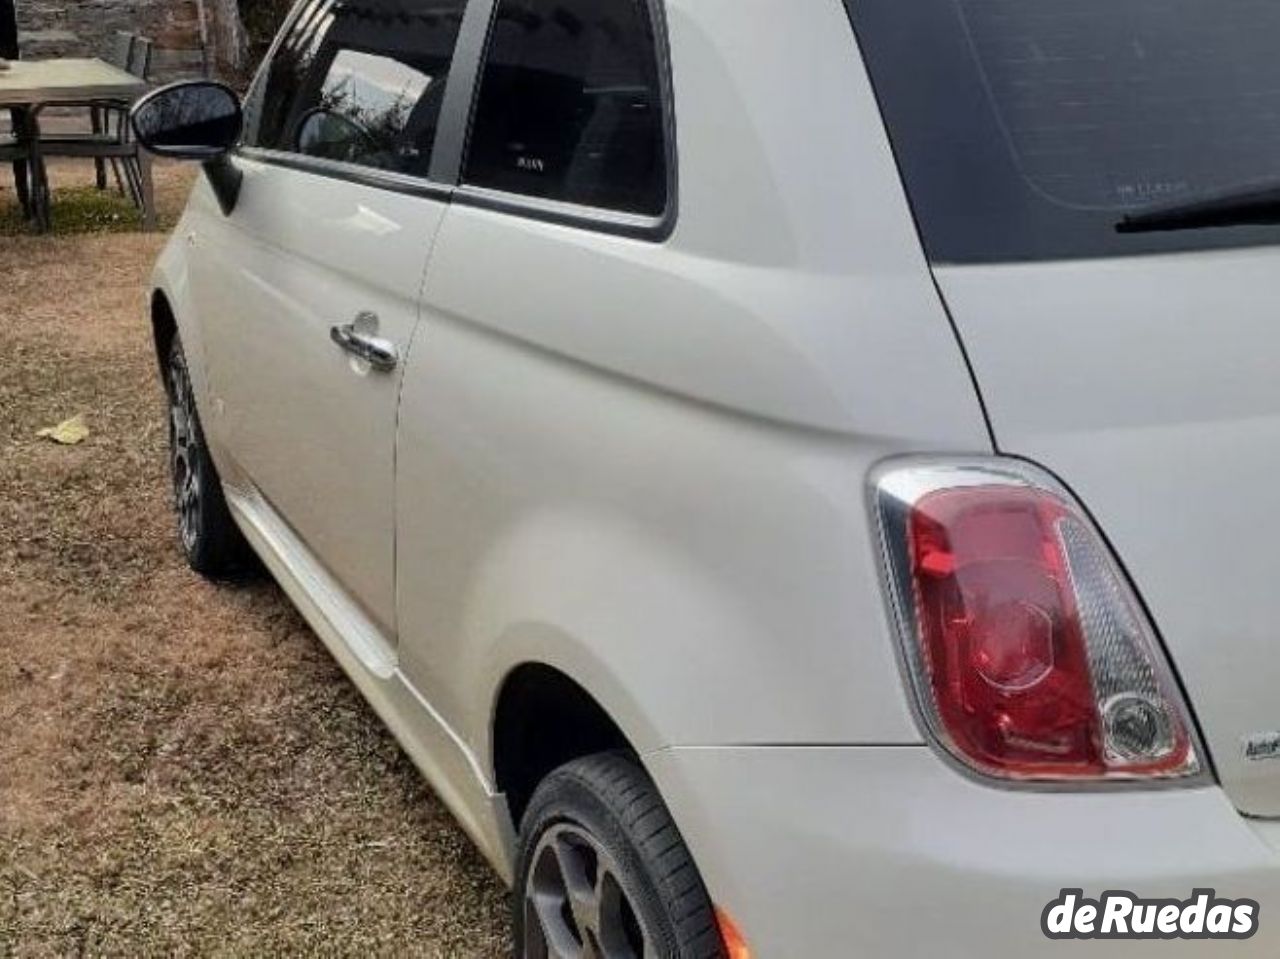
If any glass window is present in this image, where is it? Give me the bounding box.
[250,0,466,179]
[846,0,1280,263]
[465,0,668,216]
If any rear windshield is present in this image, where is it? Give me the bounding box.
[846,0,1280,262]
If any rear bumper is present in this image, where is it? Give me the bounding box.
[648,745,1280,956]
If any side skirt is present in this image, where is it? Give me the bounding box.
[224,484,518,882]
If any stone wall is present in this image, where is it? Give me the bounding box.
[16,0,247,81]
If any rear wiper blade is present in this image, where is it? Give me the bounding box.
[1117,183,1280,233]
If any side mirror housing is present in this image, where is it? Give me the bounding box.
[131,81,245,216]
[130,80,243,160]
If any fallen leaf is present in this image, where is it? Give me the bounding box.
[36,414,90,445]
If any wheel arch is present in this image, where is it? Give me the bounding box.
[491,662,638,827]
[147,237,224,470]
[151,288,178,385]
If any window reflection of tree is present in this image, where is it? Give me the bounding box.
[312,56,424,167]
[297,2,462,172]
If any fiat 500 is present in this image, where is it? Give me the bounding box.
[133,0,1280,954]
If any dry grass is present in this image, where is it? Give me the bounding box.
[0,162,510,956]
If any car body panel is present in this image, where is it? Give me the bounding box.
[394,0,990,768]
[150,198,208,405]
[190,155,447,637]
[222,482,517,881]
[937,251,1280,818]
[651,745,1280,956]
[141,0,1280,950]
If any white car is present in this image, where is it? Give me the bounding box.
[135,0,1280,954]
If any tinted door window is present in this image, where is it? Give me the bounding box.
[465,0,668,216]
[251,0,466,179]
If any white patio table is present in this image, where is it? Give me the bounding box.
[0,58,153,230]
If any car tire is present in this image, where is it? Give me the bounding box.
[165,336,252,578]
[514,752,727,959]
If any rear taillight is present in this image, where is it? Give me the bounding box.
[873,460,1203,784]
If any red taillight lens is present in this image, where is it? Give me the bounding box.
[911,488,1105,776]
[876,462,1201,783]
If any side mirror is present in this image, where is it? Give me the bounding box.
[130,80,243,160]
[131,81,245,216]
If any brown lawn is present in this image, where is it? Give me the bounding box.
[0,161,509,956]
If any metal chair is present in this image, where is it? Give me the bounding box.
[31,34,155,229]
[109,30,136,71]
[129,37,155,83]
[91,31,137,190]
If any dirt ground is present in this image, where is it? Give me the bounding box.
[0,162,510,955]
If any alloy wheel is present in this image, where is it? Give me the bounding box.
[168,355,202,553]
[524,822,655,959]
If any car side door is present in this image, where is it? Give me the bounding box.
[395,0,676,724]
[191,0,475,641]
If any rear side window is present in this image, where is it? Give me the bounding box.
[250,0,467,179]
[464,0,668,217]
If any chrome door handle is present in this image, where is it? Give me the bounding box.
[330,318,399,372]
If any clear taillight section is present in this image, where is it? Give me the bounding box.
[874,460,1203,784]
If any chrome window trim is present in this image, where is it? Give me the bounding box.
[456,0,679,242]
[235,146,455,201]
[453,184,668,239]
